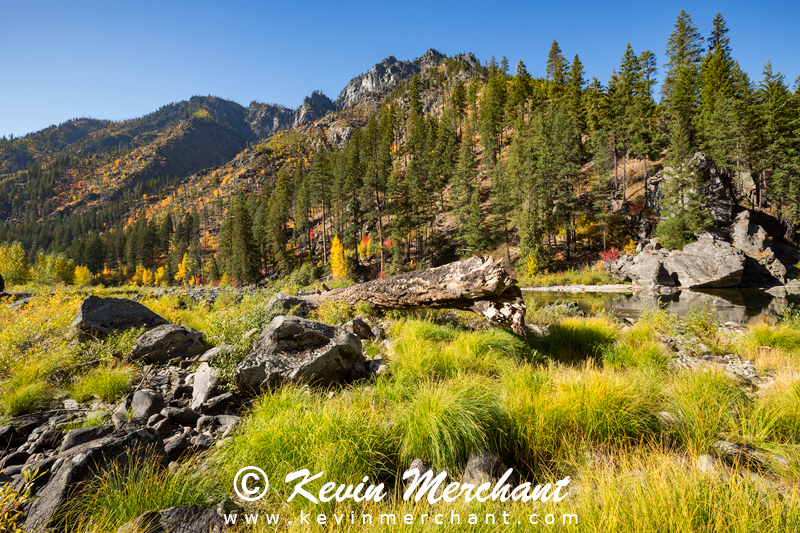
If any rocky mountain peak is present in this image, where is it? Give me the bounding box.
[335,55,420,110]
[295,91,336,126]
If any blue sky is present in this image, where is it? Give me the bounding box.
[2,0,799,137]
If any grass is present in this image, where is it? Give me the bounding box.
[399,377,507,471]
[683,301,727,355]
[70,363,135,403]
[503,364,659,473]
[518,265,624,287]
[601,323,671,370]
[388,319,535,383]
[3,284,800,531]
[527,317,618,363]
[747,371,800,444]
[663,368,745,455]
[214,385,398,514]
[62,452,218,532]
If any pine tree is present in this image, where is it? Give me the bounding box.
[230,196,260,283]
[449,126,477,225]
[662,10,705,140]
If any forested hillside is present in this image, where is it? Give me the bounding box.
[1,10,799,288]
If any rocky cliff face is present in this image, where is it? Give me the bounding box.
[334,49,448,110]
[335,55,420,110]
[294,91,336,125]
[246,102,295,139]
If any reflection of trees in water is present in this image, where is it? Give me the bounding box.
[609,289,797,324]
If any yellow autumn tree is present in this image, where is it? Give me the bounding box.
[142,268,154,286]
[174,253,195,285]
[74,266,92,286]
[330,236,347,280]
[154,266,165,285]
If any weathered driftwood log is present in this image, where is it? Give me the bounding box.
[315,256,527,335]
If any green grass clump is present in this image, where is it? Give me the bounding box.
[63,454,217,531]
[503,365,659,471]
[527,317,618,363]
[683,301,726,354]
[664,369,745,455]
[570,450,800,532]
[746,373,800,444]
[1,381,52,416]
[215,385,397,513]
[71,364,134,403]
[742,323,800,354]
[389,320,534,383]
[601,323,671,370]
[399,377,507,471]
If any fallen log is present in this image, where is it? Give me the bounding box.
[314,256,527,335]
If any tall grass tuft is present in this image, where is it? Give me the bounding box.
[62,453,217,532]
[71,364,134,403]
[664,368,745,455]
[215,385,397,513]
[601,323,671,370]
[527,317,618,363]
[399,377,507,471]
[389,320,534,384]
[503,364,659,472]
[746,372,800,444]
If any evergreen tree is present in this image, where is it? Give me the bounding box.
[230,196,260,283]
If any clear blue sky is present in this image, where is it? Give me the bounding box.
[2,0,799,138]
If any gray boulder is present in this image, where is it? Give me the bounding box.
[234,315,363,392]
[728,210,773,255]
[23,427,167,530]
[265,293,318,318]
[117,504,226,533]
[71,296,168,340]
[58,426,113,453]
[127,324,206,364]
[344,318,374,340]
[664,236,745,288]
[461,447,509,485]
[611,235,745,290]
[191,363,222,410]
[613,252,676,289]
[131,389,165,420]
[198,344,235,363]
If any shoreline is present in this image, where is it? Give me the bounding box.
[520,284,639,293]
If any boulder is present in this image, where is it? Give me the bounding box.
[265,293,318,318]
[59,426,114,453]
[160,407,201,428]
[611,235,745,290]
[23,427,166,530]
[613,252,675,289]
[663,236,745,288]
[127,325,206,364]
[71,296,168,340]
[344,318,374,340]
[234,315,363,392]
[462,447,509,485]
[131,389,165,420]
[117,504,226,533]
[198,344,235,363]
[728,211,773,255]
[191,363,222,410]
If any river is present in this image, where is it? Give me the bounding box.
[523,288,800,324]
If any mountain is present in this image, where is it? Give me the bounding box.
[0,49,479,233]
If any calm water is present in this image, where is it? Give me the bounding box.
[524,288,800,324]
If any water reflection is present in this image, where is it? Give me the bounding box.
[524,289,800,324]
